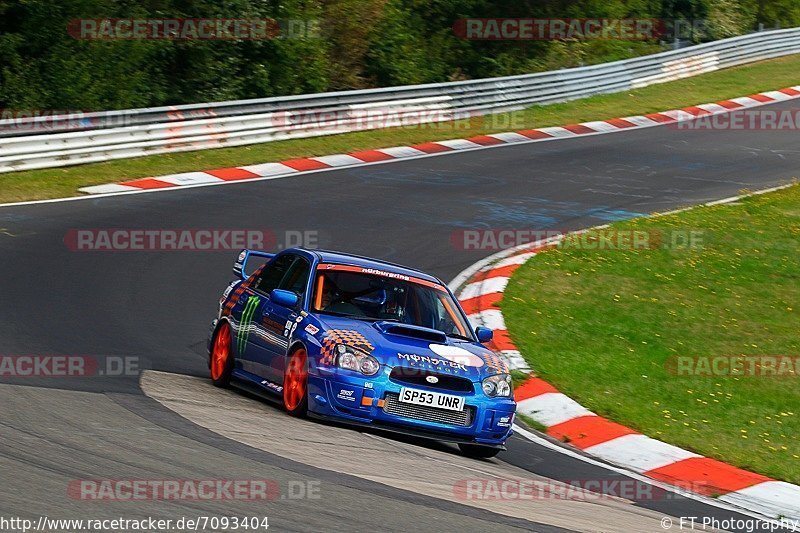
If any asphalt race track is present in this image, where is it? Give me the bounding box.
[2,100,799,532]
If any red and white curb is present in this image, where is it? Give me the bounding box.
[79,86,800,196]
[449,186,800,522]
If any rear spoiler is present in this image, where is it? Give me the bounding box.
[233,249,275,279]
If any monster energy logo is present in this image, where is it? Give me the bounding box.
[237,295,261,353]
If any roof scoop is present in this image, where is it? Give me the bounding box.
[373,321,447,343]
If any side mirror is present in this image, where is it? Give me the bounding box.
[475,326,494,343]
[270,289,299,308]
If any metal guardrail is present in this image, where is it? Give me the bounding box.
[1,28,799,173]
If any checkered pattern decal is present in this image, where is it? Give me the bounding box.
[320,329,375,365]
[480,350,509,374]
[222,265,264,317]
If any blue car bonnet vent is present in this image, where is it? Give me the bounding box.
[374,322,447,343]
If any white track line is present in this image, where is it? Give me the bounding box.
[511,424,793,528]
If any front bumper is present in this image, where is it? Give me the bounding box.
[307,365,516,446]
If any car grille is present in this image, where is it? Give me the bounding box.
[389,367,474,393]
[383,393,474,427]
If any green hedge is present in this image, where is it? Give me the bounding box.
[1,0,798,111]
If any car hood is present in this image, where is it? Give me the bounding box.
[315,315,508,380]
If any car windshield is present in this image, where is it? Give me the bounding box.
[312,264,474,340]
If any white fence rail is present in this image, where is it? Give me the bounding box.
[1,28,799,173]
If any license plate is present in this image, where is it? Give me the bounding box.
[398,387,465,412]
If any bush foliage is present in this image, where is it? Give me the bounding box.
[0,0,797,110]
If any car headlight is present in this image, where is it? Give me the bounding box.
[335,344,380,376]
[482,374,513,398]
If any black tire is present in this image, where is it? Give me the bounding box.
[210,322,234,388]
[458,443,501,459]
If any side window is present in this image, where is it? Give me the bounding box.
[255,254,294,294]
[433,296,456,334]
[280,257,311,300]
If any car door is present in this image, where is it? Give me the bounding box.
[255,255,312,384]
[234,254,295,384]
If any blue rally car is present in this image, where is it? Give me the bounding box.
[208,248,516,458]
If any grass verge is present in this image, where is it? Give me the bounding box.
[2,54,800,203]
[517,413,550,433]
[503,183,800,484]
